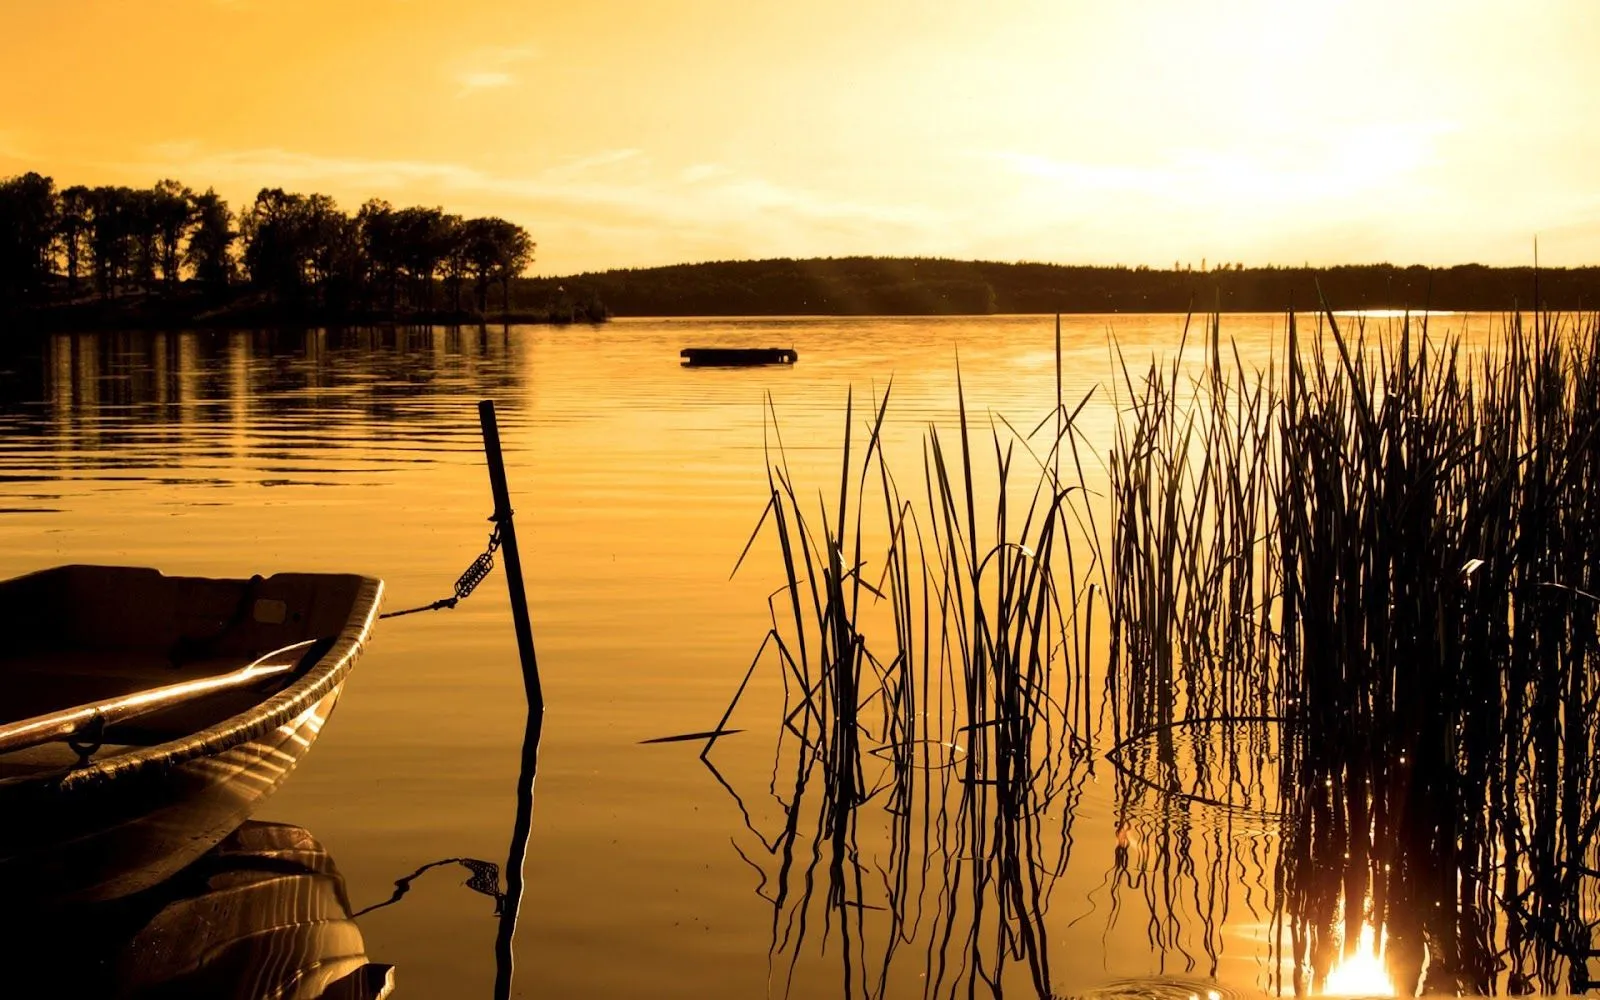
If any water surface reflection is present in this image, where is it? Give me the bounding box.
[6,316,1525,997]
[1,820,393,999]
[0,328,524,494]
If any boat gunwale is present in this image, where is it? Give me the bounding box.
[9,571,385,793]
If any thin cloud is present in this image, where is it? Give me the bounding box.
[983,120,1453,210]
[458,71,514,94]
[451,45,538,98]
[680,163,733,184]
[0,129,29,162]
[542,148,644,180]
[982,151,1172,194]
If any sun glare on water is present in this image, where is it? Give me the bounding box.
[1322,926,1396,997]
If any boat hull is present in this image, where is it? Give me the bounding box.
[0,566,382,904]
[0,683,343,903]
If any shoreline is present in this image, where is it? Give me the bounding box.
[1,296,609,336]
[6,304,1592,338]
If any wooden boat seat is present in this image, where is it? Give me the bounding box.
[0,741,146,779]
[0,651,254,726]
[0,564,365,728]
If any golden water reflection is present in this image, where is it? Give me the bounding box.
[1321,926,1396,997]
[0,315,1551,997]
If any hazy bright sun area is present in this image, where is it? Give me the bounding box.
[2,0,1596,275]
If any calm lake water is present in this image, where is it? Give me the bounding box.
[0,314,1484,998]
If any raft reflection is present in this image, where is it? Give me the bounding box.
[0,820,393,999]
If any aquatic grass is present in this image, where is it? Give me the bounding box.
[1105,306,1600,994]
[711,305,1600,996]
[708,343,1103,997]
[1106,313,1285,813]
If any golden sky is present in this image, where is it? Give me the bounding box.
[1,0,1596,274]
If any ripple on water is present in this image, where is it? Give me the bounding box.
[1062,974,1262,1000]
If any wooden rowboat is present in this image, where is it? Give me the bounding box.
[0,564,383,903]
[680,346,798,366]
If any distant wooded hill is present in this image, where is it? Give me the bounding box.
[523,257,1600,316]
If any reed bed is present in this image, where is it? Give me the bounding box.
[712,307,1600,997]
[1108,309,1600,994]
[707,344,1102,996]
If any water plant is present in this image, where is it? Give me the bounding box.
[706,335,1103,996]
[712,306,1600,997]
[1107,307,1600,994]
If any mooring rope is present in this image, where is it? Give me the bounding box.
[379,519,505,619]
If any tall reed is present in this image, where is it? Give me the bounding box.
[1107,308,1600,994]
[709,347,1102,997]
[714,307,1600,996]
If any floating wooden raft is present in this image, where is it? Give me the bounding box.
[679,347,798,366]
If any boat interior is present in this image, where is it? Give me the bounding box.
[0,565,369,775]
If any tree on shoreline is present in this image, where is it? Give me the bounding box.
[185,189,235,292]
[0,171,543,320]
[0,173,58,307]
[56,185,90,299]
[86,186,133,299]
[151,179,194,289]
[464,216,535,313]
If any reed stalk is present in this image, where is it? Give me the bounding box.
[1107,308,1600,995]
[711,348,1101,997]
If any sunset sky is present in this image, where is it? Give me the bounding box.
[2,0,1596,275]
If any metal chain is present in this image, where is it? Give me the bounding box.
[380,521,504,619]
[452,524,503,601]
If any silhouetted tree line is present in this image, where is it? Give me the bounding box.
[524,256,1600,316]
[0,171,574,326]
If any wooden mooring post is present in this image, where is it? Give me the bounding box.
[478,399,543,713]
[479,398,545,999]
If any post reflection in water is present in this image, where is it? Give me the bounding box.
[0,820,394,999]
[351,708,546,1000]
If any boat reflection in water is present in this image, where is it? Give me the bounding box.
[0,820,394,998]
